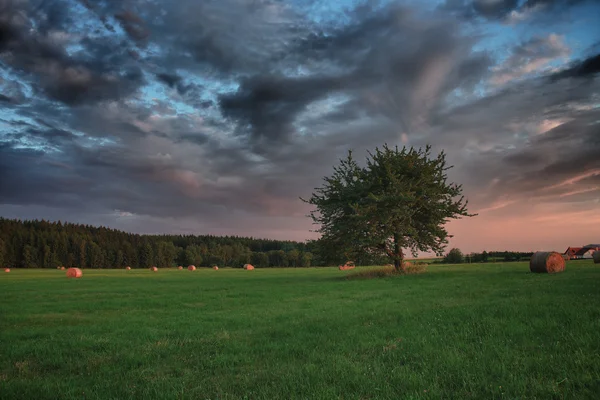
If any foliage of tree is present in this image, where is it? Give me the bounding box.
[184,245,204,267]
[443,248,464,264]
[303,144,475,272]
[300,252,313,268]
[0,238,5,267]
[251,252,269,268]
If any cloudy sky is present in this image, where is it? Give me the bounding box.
[1,0,599,253]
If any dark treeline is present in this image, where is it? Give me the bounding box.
[469,251,535,262]
[0,218,537,269]
[440,248,535,264]
[0,218,324,269]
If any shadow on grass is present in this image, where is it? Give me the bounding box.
[343,264,427,280]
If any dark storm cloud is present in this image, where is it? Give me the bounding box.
[522,0,588,9]
[76,0,118,33]
[114,10,149,44]
[0,0,144,105]
[219,74,349,142]
[43,67,143,105]
[155,72,202,96]
[1,0,494,221]
[440,0,519,19]
[550,53,600,80]
[156,73,181,88]
[219,4,491,144]
[25,126,78,146]
[198,100,213,109]
[503,114,600,175]
[0,143,87,209]
[0,128,295,219]
[441,0,591,20]
[155,0,298,74]
[473,0,519,18]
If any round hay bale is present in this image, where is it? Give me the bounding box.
[60,266,65,270]
[66,268,82,278]
[4,268,10,273]
[530,251,565,274]
[125,266,131,270]
[213,266,219,270]
[188,265,196,271]
[593,251,600,264]
[243,264,254,270]
[57,266,61,269]
[150,266,158,272]
[178,266,183,270]
[339,262,356,270]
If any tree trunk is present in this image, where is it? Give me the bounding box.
[393,233,405,273]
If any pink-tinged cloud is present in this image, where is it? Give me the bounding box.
[491,34,569,86]
[543,169,600,191]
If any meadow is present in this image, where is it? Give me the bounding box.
[1,262,599,399]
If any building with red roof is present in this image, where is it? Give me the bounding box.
[564,244,600,260]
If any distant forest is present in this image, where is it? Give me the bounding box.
[0,217,539,268]
[0,218,322,269]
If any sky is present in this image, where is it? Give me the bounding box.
[1,0,599,254]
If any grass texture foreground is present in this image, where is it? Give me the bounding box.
[1,263,599,399]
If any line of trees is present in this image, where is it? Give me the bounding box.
[441,248,535,264]
[0,218,541,269]
[0,218,318,269]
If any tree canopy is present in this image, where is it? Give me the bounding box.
[444,248,464,264]
[303,144,475,271]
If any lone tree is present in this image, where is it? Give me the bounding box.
[444,248,464,264]
[303,144,475,272]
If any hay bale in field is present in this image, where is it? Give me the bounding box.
[4,268,10,273]
[243,264,254,270]
[60,266,65,270]
[213,266,219,270]
[178,266,183,270]
[125,266,131,270]
[188,265,196,271]
[593,251,600,264]
[66,268,82,278]
[530,251,565,274]
[150,266,158,272]
[57,266,61,269]
[339,261,356,270]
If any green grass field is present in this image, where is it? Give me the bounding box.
[1,263,599,399]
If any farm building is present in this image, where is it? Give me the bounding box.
[563,244,600,260]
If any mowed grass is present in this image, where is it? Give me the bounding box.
[1,263,600,399]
